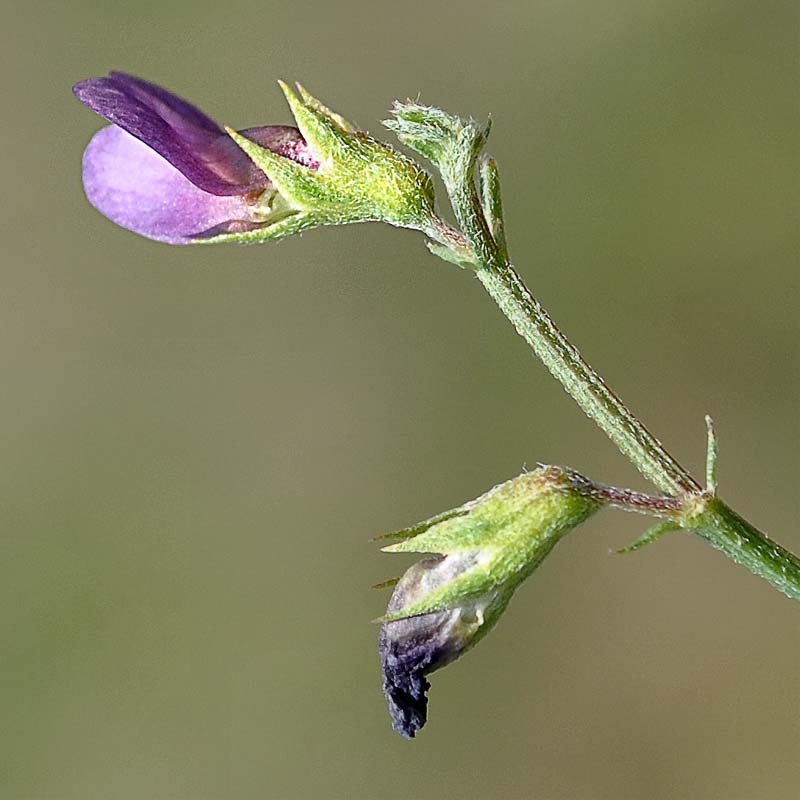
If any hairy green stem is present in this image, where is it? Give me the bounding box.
[424,132,800,600]
[685,497,800,601]
[431,129,700,496]
[428,209,699,497]
[475,262,700,497]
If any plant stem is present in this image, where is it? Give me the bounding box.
[580,480,800,599]
[423,134,800,600]
[429,203,700,498]
[429,131,701,496]
[474,262,700,497]
[686,497,800,601]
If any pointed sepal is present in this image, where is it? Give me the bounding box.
[617,520,681,554]
[277,81,349,164]
[295,83,356,132]
[373,505,471,543]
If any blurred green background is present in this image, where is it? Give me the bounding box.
[3,1,798,798]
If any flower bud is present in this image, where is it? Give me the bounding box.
[378,466,601,738]
[73,73,436,244]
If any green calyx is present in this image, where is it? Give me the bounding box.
[378,466,601,622]
[224,83,436,236]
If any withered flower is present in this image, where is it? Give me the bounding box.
[378,466,601,737]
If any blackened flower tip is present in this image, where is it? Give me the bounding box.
[381,652,430,739]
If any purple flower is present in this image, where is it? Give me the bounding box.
[73,72,319,243]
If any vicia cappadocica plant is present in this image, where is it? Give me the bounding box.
[74,73,800,738]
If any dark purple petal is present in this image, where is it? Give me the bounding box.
[74,75,242,195]
[81,125,271,244]
[74,73,266,195]
[106,72,223,135]
[74,72,318,198]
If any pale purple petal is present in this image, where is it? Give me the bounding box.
[82,126,269,244]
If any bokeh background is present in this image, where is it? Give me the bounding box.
[3,1,798,798]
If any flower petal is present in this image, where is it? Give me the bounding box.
[74,72,274,195]
[104,71,223,134]
[81,125,270,244]
[239,125,319,170]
